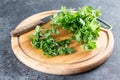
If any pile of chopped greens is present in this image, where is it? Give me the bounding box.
[30,6,101,57]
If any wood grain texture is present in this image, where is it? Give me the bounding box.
[11,10,114,75]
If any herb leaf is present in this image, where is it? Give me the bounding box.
[30,26,74,57]
[30,6,101,57]
[51,6,101,50]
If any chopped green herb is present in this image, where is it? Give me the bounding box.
[30,26,75,57]
[30,6,101,57]
[51,6,101,50]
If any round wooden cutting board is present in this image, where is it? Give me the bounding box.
[11,10,114,75]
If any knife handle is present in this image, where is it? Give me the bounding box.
[97,18,112,30]
[10,20,44,37]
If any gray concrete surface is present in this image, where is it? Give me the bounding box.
[0,0,120,80]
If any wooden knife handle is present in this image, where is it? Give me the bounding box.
[10,20,44,37]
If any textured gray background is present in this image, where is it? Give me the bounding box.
[0,0,120,80]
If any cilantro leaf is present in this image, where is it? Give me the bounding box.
[30,6,101,57]
[51,6,101,50]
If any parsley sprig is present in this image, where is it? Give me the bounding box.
[51,6,101,50]
[30,26,75,57]
[30,6,101,57]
